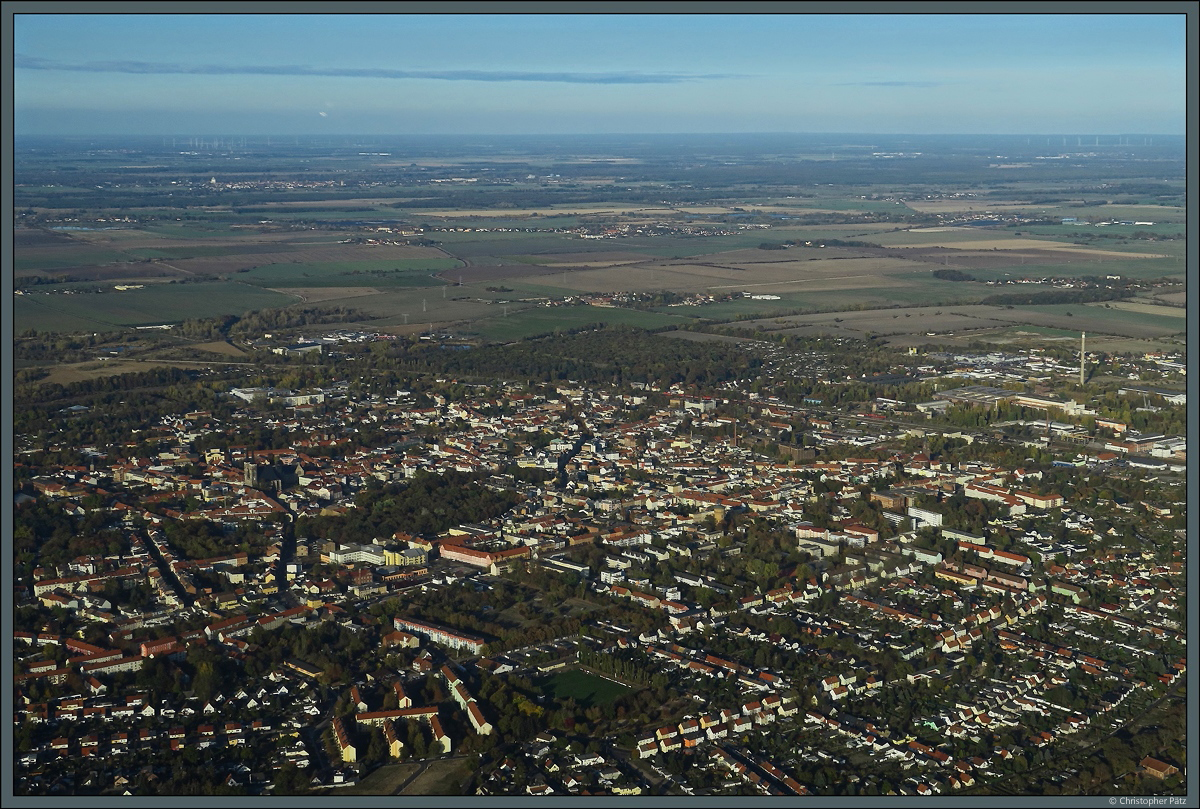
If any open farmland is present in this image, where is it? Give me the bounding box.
[876,233,1166,256]
[13,225,452,287]
[926,258,1180,282]
[15,246,138,273]
[1083,300,1185,319]
[996,303,1186,339]
[346,288,507,329]
[13,135,1184,346]
[467,303,692,342]
[271,285,389,303]
[17,262,197,282]
[741,301,1186,344]
[1142,290,1187,306]
[520,255,936,295]
[15,209,1180,338]
[881,245,1170,270]
[512,250,659,266]
[1055,203,1187,224]
[1015,222,1185,240]
[121,242,322,260]
[234,257,462,287]
[13,281,299,334]
[743,305,1010,338]
[14,227,79,247]
[914,327,1183,355]
[441,260,592,284]
[871,228,1023,246]
[903,199,1058,213]
[29,357,249,387]
[157,243,450,276]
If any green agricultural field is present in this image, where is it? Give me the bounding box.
[348,289,503,326]
[1052,204,1187,224]
[1070,240,1186,258]
[435,231,594,257]
[468,304,692,342]
[990,324,1082,337]
[15,248,136,273]
[1015,223,1186,239]
[789,283,986,311]
[438,228,904,263]
[604,229,881,258]
[134,221,255,236]
[12,296,130,334]
[799,196,914,212]
[234,258,463,287]
[666,297,806,321]
[246,207,392,221]
[500,255,560,266]
[1002,303,1186,336]
[428,215,580,229]
[872,228,1062,247]
[123,243,313,260]
[656,277,996,323]
[499,280,586,298]
[13,281,299,334]
[964,257,1183,282]
[536,668,632,708]
[772,226,898,242]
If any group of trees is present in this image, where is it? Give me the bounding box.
[412,326,763,389]
[576,648,670,690]
[981,287,1128,306]
[932,268,975,282]
[296,470,520,543]
[13,498,128,578]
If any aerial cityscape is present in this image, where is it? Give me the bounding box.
[7,10,1191,802]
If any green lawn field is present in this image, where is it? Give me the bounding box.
[536,668,633,708]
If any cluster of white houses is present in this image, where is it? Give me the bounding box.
[392,617,488,656]
[636,693,798,757]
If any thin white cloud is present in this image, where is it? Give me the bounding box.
[15,54,745,85]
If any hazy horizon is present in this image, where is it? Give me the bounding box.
[14,13,1186,137]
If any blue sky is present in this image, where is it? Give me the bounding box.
[13,13,1187,135]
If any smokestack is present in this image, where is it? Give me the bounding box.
[1080,332,1086,385]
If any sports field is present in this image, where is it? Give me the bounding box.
[536,668,632,708]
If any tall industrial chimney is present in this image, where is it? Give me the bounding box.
[1079,332,1086,385]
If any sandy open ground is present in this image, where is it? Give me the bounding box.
[37,358,247,387]
[190,341,248,356]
